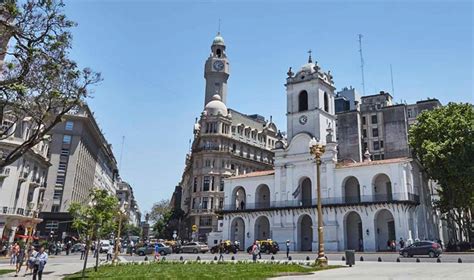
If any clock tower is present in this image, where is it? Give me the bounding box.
[204,32,230,107]
[285,52,337,144]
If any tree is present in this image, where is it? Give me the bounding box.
[69,188,118,276]
[149,199,171,223]
[0,0,101,168]
[152,208,185,239]
[409,103,474,243]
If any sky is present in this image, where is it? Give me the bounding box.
[62,0,473,216]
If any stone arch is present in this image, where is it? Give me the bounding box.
[232,186,246,210]
[255,184,270,209]
[374,209,396,251]
[373,173,392,202]
[230,217,245,250]
[343,176,361,203]
[254,216,270,241]
[298,90,308,112]
[344,211,363,251]
[299,177,312,206]
[297,214,313,251]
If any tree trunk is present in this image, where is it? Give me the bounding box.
[82,238,90,279]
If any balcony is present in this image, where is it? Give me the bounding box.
[1,206,35,217]
[221,193,420,212]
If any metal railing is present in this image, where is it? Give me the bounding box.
[222,193,420,211]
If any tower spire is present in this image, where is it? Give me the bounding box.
[308,49,313,63]
[218,18,221,34]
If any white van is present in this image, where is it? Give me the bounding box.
[99,240,111,253]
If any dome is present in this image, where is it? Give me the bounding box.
[299,62,316,74]
[213,33,225,45]
[205,94,228,116]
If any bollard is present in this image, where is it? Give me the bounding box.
[306,256,310,261]
[360,256,364,261]
[342,256,345,261]
[162,257,166,261]
[196,256,201,261]
[179,256,184,261]
[396,258,400,262]
[437,258,441,263]
[458,258,462,263]
[378,257,382,262]
[144,256,148,261]
[416,258,420,263]
[288,256,292,261]
[231,256,235,261]
[214,256,217,261]
[271,256,275,260]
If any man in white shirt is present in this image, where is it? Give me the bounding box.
[31,246,48,280]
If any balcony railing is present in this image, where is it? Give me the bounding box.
[1,206,35,217]
[222,193,419,211]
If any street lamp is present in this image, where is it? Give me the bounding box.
[112,202,128,265]
[308,137,327,267]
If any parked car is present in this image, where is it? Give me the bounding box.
[247,240,279,254]
[400,241,442,258]
[210,240,238,254]
[71,243,85,253]
[136,243,172,256]
[99,240,112,253]
[178,242,209,253]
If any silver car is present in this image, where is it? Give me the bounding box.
[179,242,209,253]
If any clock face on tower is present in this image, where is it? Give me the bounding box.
[299,115,308,125]
[213,60,224,71]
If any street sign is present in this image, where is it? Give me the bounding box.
[172,233,177,239]
[192,225,198,232]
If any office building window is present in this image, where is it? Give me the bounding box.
[363,142,368,151]
[380,140,384,148]
[62,135,71,144]
[210,197,214,210]
[202,197,208,209]
[218,198,223,209]
[362,129,367,138]
[203,176,210,191]
[373,141,380,150]
[211,176,215,191]
[220,179,224,191]
[65,121,74,131]
[362,116,366,125]
[371,115,378,124]
[199,216,212,226]
[193,177,198,192]
[45,221,59,230]
[205,160,211,167]
[192,198,196,209]
[60,148,69,156]
[53,190,63,200]
[372,128,379,137]
[51,205,60,213]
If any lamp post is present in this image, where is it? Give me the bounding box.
[113,202,128,265]
[308,137,327,267]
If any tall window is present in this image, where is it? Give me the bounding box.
[62,135,71,144]
[371,115,378,124]
[203,176,210,191]
[372,128,379,137]
[211,176,215,191]
[193,177,198,192]
[220,179,224,191]
[65,121,74,131]
[298,90,308,112]
[324,92,329,112]
[202,197,208,209]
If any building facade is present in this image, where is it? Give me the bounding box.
[219,55,442,252]
[177,34,281,241]
[37,105,120,240]
[116,181,141,227]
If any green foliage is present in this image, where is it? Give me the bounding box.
[149,199,171,223]
[68,188,119,241]
[409,103,474,241]
[152,208,184,239]
[64,262,342,280]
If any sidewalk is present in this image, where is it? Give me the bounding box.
[276,261,474,280]
[0,259,95,279]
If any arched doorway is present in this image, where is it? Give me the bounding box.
[374,209,396,251]
[345,211,363,251]
[373,174,392,202]
[298,214,313,251]
[232,187,246,210]
[231,217,245,250]
[300,178,312,206]
[255,184,270,209]
[254,216,270,240]
[343,176,361,203]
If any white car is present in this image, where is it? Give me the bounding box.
[99,240,111,253]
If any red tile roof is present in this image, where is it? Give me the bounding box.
[230,170,275,179]
[336,157,410,169]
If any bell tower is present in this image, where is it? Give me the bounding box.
[285,52,337,144]
[204,32,230,107]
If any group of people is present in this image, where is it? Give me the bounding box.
[8,242,48,280]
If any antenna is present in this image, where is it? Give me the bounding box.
[390,64,395,96]
[119,136,125,170]
[358,34,366,95]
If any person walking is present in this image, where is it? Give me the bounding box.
[218,241,224,262]
[10,242,19,266]
[257,242,262,259]
[15,245,25,277]
[80,243,85,260]
[399,237,405,249]
[251,241,259,263]
[106,245,113,262]
[129,241,134,256]
[31,246,48,280]
[24,245,33,275]
[285,240,290,259]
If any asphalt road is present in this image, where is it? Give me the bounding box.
[121,251,474,264]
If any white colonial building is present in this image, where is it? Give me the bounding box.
[219,55,441,252]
